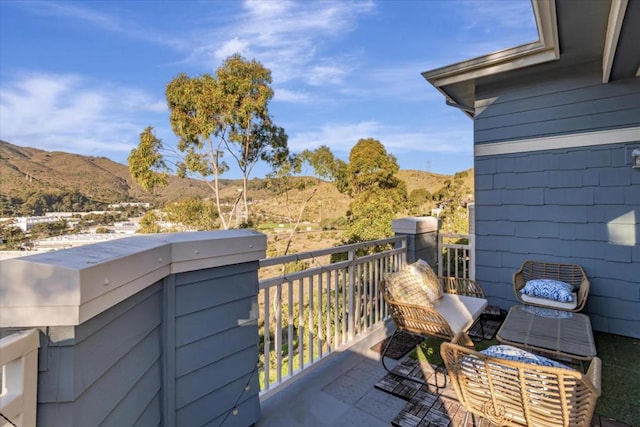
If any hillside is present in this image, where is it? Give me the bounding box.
[0,140,473,220]
[397,169,473,195]
[0,140,213,205]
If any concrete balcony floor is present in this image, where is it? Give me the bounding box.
[258,322,634,427]
[258,322,405,427]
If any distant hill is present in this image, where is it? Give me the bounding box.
[397,169,473,196]
[0,140,212,205]
[0,140,473,220]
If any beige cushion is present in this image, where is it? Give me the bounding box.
[383,269,433,308]
[521,292,578,310]
[434,294,487,334]
[406,259,443,303]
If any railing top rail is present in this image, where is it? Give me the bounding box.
[259,260,348,289]
[258,236,405,268]
[441,243,471,250]
[439,232,470,239]
[259,247,405,289]
[0,329,40,366]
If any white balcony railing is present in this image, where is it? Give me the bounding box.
[258,236,406,392]
[438,232,474,280]
[0,329,39,427]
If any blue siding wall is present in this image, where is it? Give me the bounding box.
[475,61,640,143]
[37,283,163,425]
[33,261,262,426]
[474,64,640,338]
[173,262,261,426]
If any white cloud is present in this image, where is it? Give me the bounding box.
[0,72,166,159]
[288,121,472,156]
[307,65,349,86]
[273,87,311,103]
[456,0,537,54]
[202,0,376,87]
[214,37,251,61]
[469,0,535,31]
[9,0,184,50]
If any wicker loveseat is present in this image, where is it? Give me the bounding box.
[513,260,590,312]
[442,333,601,426]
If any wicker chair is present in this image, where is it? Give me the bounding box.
[442,333,602,426]
[513,260,590,312]
[380,275,487,385]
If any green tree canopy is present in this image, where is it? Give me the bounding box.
[138,211,161,234]
[300,145,345,182]
[129,54,288,229]
[338,138,402,196]
[164,197,218,231]
[338,138,407,243]
[128,127,169,193]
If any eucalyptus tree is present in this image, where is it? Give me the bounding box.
[338,138,407,243]
[128,126,168,193]
[128,54,288,229]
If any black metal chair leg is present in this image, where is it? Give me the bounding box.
[381,330,447,389]
[381,329,402,374]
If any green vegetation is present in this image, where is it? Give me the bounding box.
[594,331,640,426]
[338,138,407,244]
[164,197,218,231]
[0,190,107,216]
[129,54,289,229]
[0,223,26,250]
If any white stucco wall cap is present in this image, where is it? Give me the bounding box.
[0,230,267,328]
[391,216,439,234]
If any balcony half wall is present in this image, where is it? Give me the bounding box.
[0,230,266,427]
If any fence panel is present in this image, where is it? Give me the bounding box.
[438,232,474,280]
[258,236,406,392]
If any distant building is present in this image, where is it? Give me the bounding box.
[14,216,64,232]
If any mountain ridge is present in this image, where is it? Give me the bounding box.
[0,140,473,219]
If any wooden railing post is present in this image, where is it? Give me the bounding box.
[347,248,355,341]
[438,232,444,276]
[392,216,440,267]
[0,329,40,427]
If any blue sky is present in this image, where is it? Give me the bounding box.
[0,0,537,178]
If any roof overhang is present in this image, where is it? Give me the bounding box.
[602,0,628,82]
[423,0,636,118]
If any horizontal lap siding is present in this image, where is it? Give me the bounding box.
[474,62,640,144]
[37,283,163,425]
[473,65,640,338]
[174,262,260,426]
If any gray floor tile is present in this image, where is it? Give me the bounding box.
[355,388,407,422]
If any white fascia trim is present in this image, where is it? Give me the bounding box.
[602,0,629,83]
[422,0,559,88]
[475,127,640,156]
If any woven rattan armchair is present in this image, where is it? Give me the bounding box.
[442,333,602,426]
[380,275,487,385]
[514,260,590,312]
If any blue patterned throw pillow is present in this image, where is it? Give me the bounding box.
[521,279,574,303]
[480,345,571,369]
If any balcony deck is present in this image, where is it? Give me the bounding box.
[258,322,406,427]
[258,323,634,427]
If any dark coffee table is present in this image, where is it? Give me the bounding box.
[496,304,597,362]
